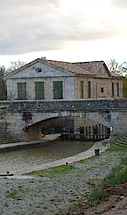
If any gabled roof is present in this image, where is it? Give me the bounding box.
[46,60,91,75]
[73,61,122,78]
[73,61,111,76]
[5,58,92,78]
[5,58,122,79]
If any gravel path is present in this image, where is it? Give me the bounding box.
[0,141,124,215]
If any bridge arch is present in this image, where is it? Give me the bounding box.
[24,113,111,141]
[25,110,111,127]
[0,99,126,143]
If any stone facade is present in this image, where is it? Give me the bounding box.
[5,58,123,100]
[0,100,127,142]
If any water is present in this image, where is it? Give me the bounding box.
[0,140,93,174]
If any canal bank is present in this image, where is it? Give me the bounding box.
[0,134,94,175]
[20,139,110,175]
[0,137,110,176]
[0,134,60,153]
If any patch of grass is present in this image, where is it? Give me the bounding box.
[30,164,77,178]
[77,155,96,164]
[88,156,127,202]
[57,202,79,215]
[55,212,64,215]
[102,157,127,187]
[110,144,127,152]
[67,204,77,213]
[6,188,29,200]
[88,188,108,202]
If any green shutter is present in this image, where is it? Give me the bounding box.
[80,81,84,99]
[88,81,91,98]
[17,82,26,100]
[117,82,119,97]
[35,82,44,99]
[53,81,63,99]
[112,82,114,97]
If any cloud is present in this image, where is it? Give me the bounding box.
[0,0,127,55]
[110,0,127,9]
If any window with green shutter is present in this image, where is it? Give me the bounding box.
[17,82,27,100]
[35,82,44,99]
[117,82,119,97]
[53,81,63,99]
[88,81,91,98]
[80,81,84,99]
[112,82,114,97]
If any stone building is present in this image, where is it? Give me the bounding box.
[5,58,123,100]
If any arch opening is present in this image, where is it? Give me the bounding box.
[24,116,110,141]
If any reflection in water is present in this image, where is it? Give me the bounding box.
[0,140,93,174]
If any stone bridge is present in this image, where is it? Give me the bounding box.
[0,99,127,143]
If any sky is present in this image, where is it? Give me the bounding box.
[0,0,127,67]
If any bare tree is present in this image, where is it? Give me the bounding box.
[107,58,119,72]
[8,60,26,72]
[107,58,127,98]
[107,58,127,76]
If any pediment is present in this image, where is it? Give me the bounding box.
[6,60,75,79]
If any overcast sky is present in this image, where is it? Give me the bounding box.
[0,0,127,66]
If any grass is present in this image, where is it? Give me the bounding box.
[30,164,77,178]
[88,188,108,201]
[55,212,64,215]
[6,188,29,200]
[110,144,127,152]
[103,157,127,186]
[88,156,127,202]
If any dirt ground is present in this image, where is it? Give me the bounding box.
[67,182,127,215]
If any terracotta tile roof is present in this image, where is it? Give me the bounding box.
[46,60,91,75]
[47,60,119,77]
[73,61,122,78]
[73,61,109,75]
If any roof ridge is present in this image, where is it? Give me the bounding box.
[72,60,104,64]
[46,59,91,75]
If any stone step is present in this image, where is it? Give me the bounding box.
[114,142,127,146]
[118,136,127,141]
[113,135,127,147]
[114,142,127,147]
[116,139,127,144]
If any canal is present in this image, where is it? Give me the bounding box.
[0,140,93,174]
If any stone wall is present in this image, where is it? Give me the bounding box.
[0,99,126,112]
[0,99,127,142]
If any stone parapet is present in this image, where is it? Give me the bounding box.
[0,99,127,112]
